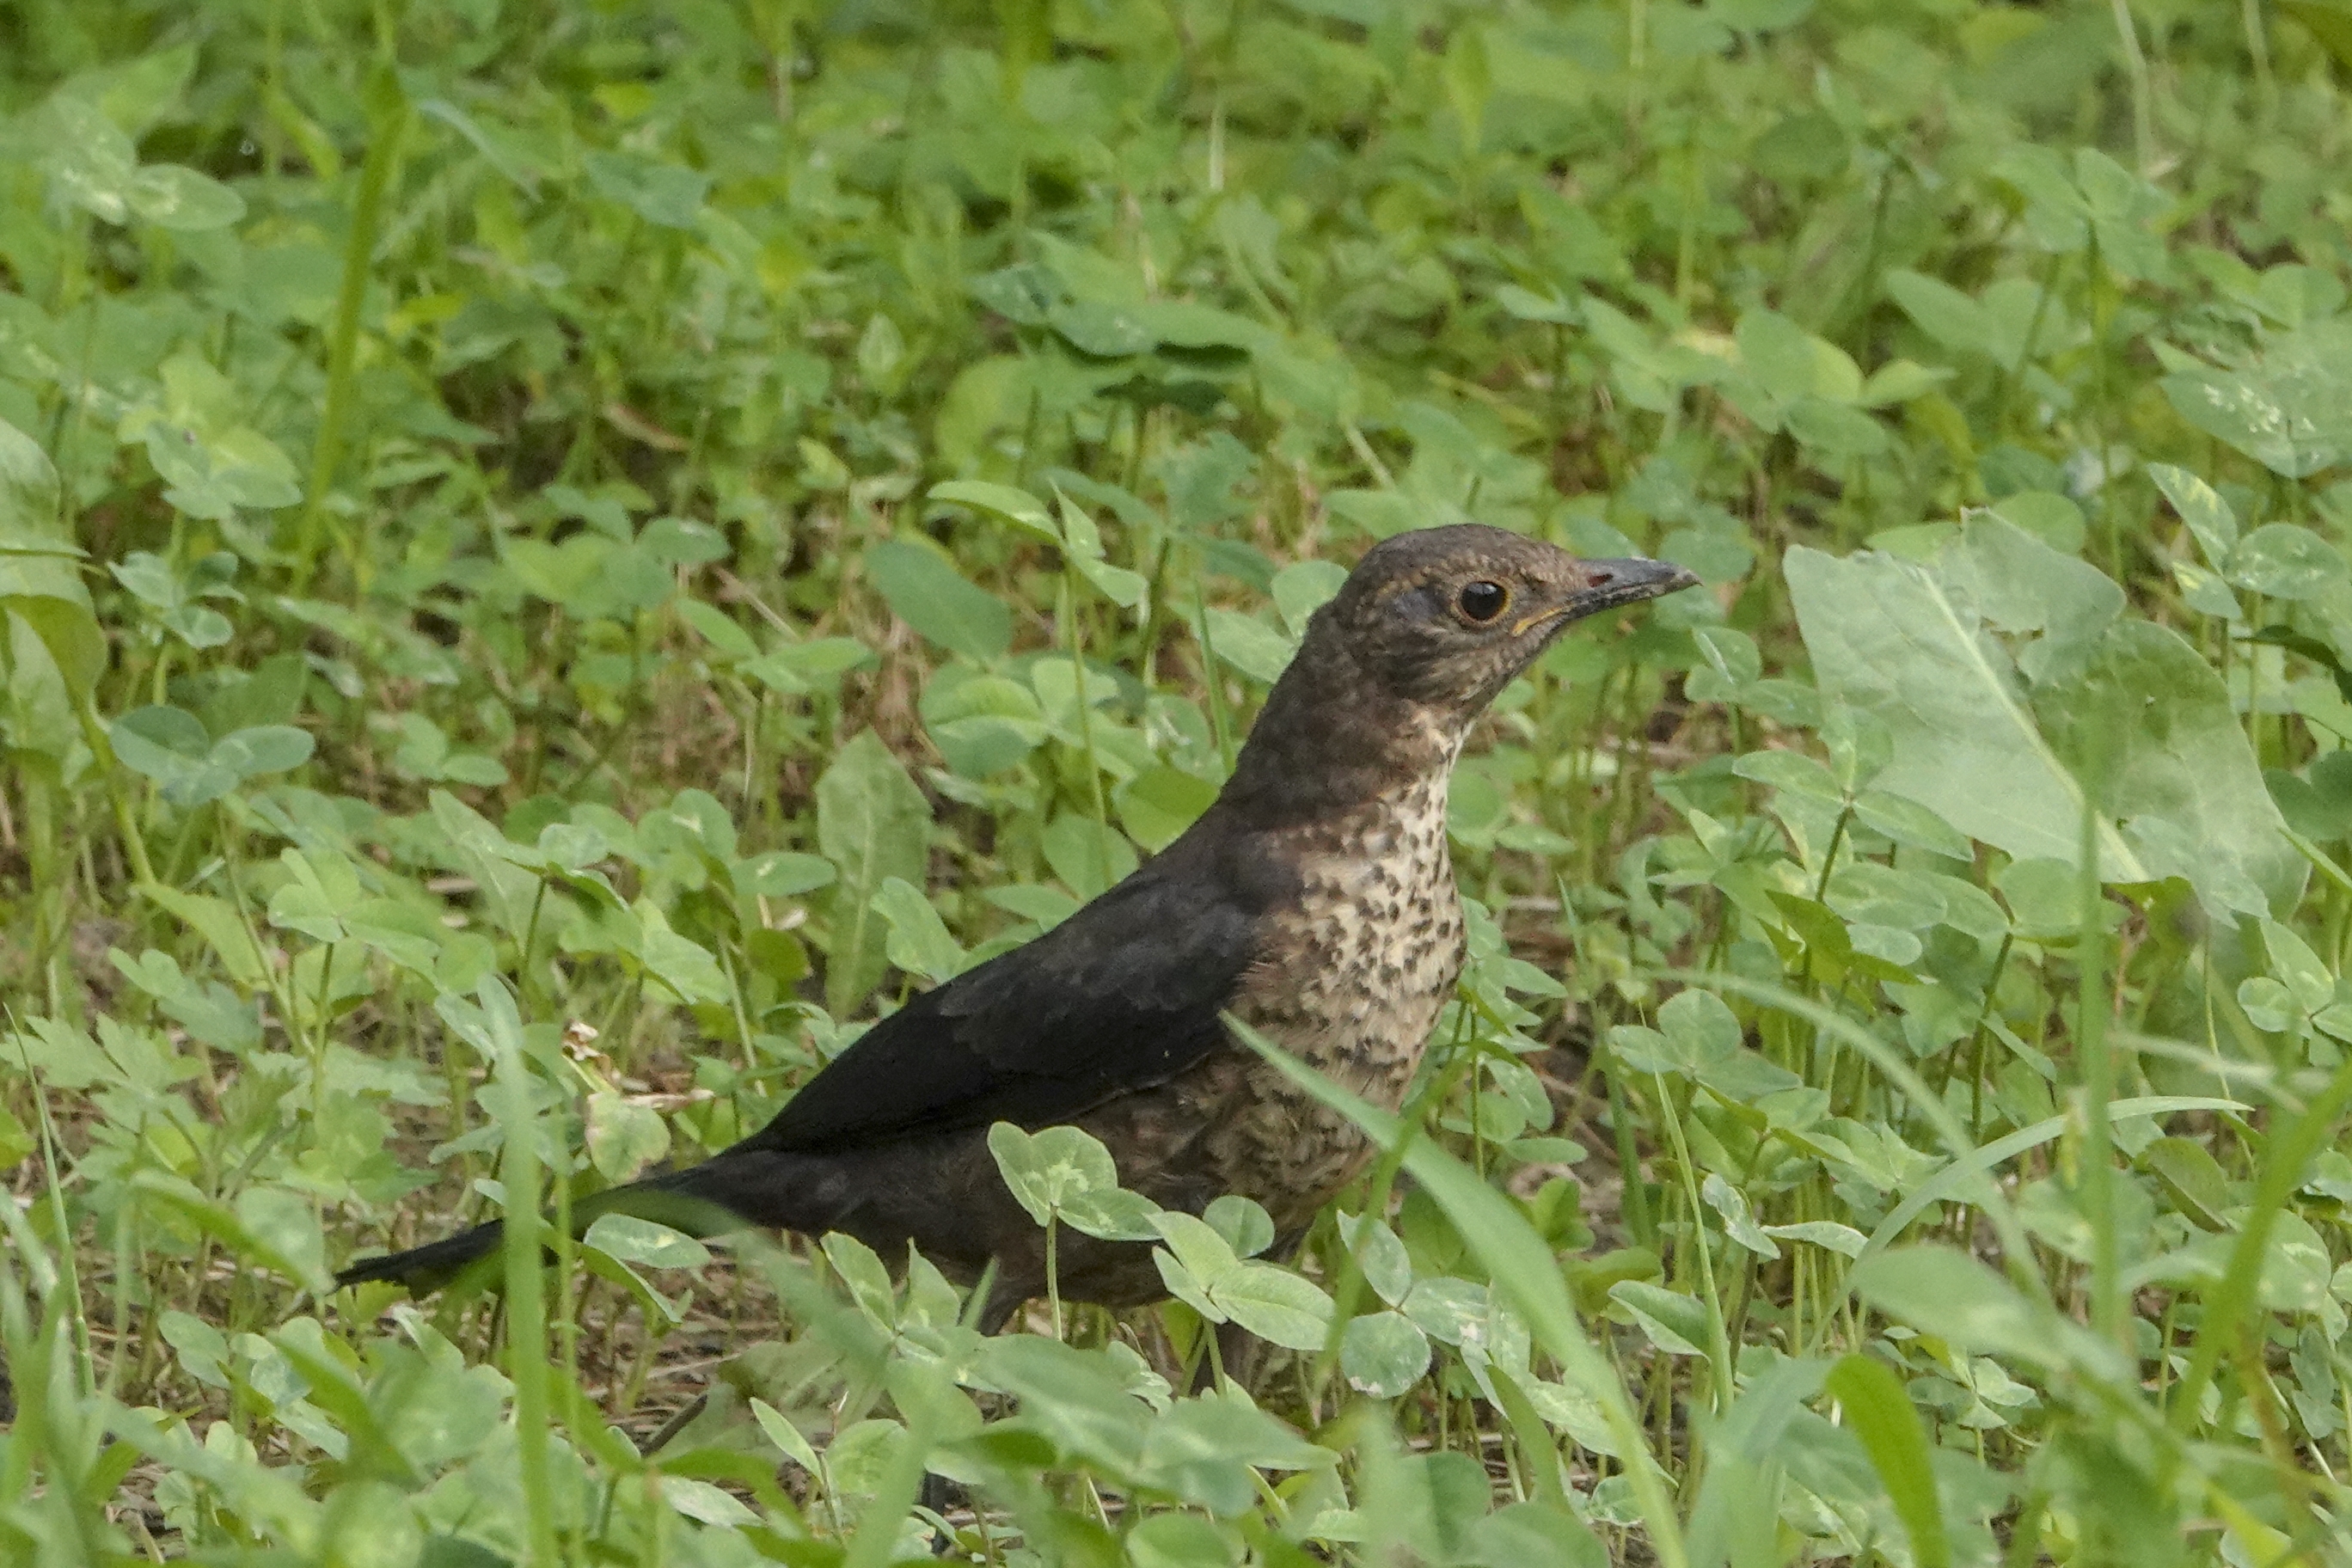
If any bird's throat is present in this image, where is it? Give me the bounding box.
[1221,640,1467,828]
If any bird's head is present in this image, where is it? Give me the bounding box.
[1216,524,1699,823]
[1320,524,1700,723]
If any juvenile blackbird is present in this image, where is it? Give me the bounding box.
[340,524,1695,1313]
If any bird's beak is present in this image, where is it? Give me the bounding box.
[1556,556,1702,624]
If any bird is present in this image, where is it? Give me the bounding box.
[337,524,1697,1321]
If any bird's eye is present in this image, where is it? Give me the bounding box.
[1457,580,1510,623]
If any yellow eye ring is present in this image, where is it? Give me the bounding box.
[1456,579,1510,623]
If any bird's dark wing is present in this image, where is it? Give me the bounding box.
[741,820,1289,1155]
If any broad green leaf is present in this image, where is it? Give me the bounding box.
[1201,607,1295,684]
[581,1213,709,1271]
[6,1016,115,1090]
[266,880,346,945]
[111,704,239,806]
[965,263,1062,327]
[1062,1185,1164,1243]
[855,312,905,390]
[982,883,1079,928]
[750,1397,826,1476]
[584,1093,671,1183]
[1853,788,1974,860]
[581,150,709,228]
[0,420,104,698]
[981,1332,1154,1473]
[928,479,1057,542]
[1126,1512,1230,1568]
[1361,1449,1497,1567]
[342,899,444,974]
[233,1187,334,1293]
[1340,1213,1416,1306]
[1788,520,2299,920]
[1039,809,1137,900]
[1136,1393,1332,1516]
[212,723,315,779]
[1151,1210,1240,1322]
[1731,747,1843,805]
[864,538,1012,662]
[138,885,271,989]
[1658,988,1742,1058]
[2226,524,2347,601]
[127,163,246,230]
[1761,1220,1868,1257]
[1496,284,1577,323]
[1050,299,1155,358]
[1203,1196,1275,1259]
[1853,1246,2030,1338]
[2261,919,2337,1014]
[989,1123,1141,1233]
[2141,1137,2231,1232]
[628,900,727,1005]
[1401,1277,1490,1345]
[2147,463,2239,567]
[138,419,303,519]
[1608,1281,1709,1357]
[1826,863,1947,930]
[159,1311,231,1391]
[816,730,931,1014]
[424,790,543,939]
[2160,321,2352,477]
[1342,1310,1432,1398]
[1131,299,1264,353]
[1075,554,1148,611]
[1885,269,2000,358]
[37,94,138,221]
[1468,1502,1609,1568]
[741,636,876,695]
[660,1478,758,1528]
[924,671,1048,778]
[1824,1353,1949,1568]
[1208,1261,1333,1351]
[872,875,965,984]
[737,850,836,898]
[1986,490,2086,554]
[1785,397,1889,457]
[1271,558,1350,635]
[677,598,757,660]
[1701,1173,1778,1259]
[822,1232,898,1327]
[1116,765,1219,853]
[1849,1246,2123,1381]
[1859,358,1951,407]
[1736,309,1859,404]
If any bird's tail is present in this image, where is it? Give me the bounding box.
[334,1155,789,1295]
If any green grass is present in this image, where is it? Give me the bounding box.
[4,1,2352,1563]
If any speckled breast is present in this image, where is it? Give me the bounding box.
[1203,772,1465,1229]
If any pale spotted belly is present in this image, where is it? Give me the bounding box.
[1197,777,1465,1228]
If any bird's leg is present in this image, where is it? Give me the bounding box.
[636,1393,707,1456]
[971,1269,1026,1338]
[917,1265,1025,1548]
[1218,1318,1264,1390]
[1188,1317,1264,1395]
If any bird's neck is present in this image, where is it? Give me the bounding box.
[1218,626,1463,829]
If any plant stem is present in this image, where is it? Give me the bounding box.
[294,64,409,585]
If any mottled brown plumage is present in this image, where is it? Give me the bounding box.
[340,524,1696,1315]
